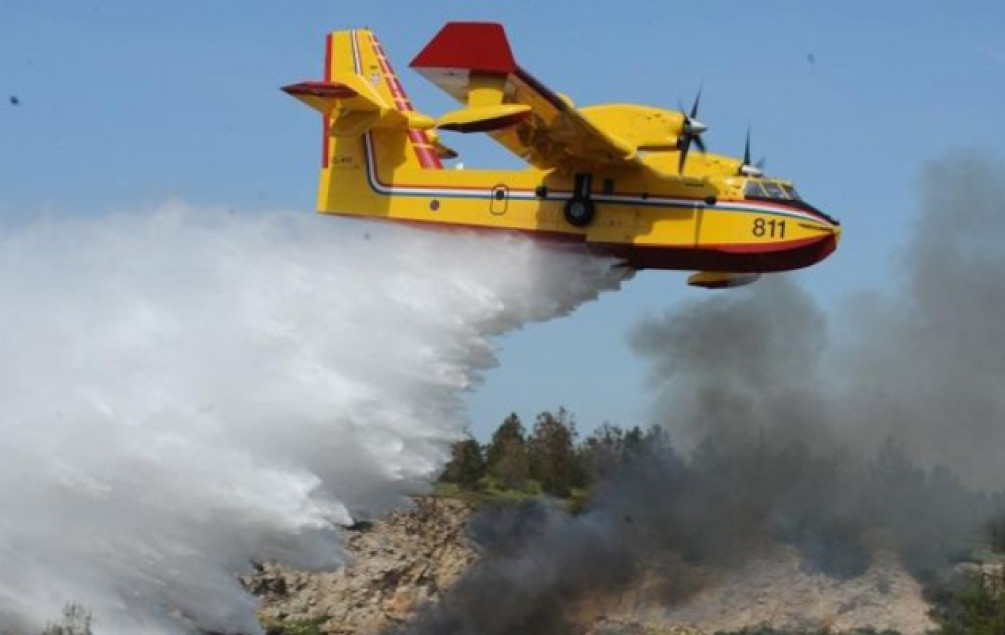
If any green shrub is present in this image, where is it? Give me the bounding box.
[262,615,329,635]
[927,568,1005,635]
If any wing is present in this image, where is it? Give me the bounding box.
[409,22,645,172]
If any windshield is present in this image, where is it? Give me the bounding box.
[762,182,787,199]
[781,184,802,201]
[744,181,768,198]
[745,179,802,202]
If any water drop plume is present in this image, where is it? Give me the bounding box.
[0,203,626,634]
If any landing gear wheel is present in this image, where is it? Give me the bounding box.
[563,197,596,227]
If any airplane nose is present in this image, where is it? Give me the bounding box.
[815,216,841,262]
[797,203,840,266]
[821,211,841,245]
[798,199,840,236]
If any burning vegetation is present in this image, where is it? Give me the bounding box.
[386,152,1005,635]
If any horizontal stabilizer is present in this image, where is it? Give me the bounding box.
[687,271,762,289]
[283,72,387,118]
[282,81,357,99]
[282,81,358,115]
[283,75,435,135]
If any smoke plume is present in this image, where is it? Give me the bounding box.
[396,151,1005,634]
[838,152,1005,487]
[0,204,626,634]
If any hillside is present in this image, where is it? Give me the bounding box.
[246,497,476,634]
[245,497,939,635]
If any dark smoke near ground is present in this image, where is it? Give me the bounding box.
[392,152,1005,635]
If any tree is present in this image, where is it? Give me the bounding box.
[528,408,584,497]
[989,505,1005,554]
[580,423,675,481]
[580,423,625,480]
[485,414,529,489]
[928,569,1005,635]
[440,438,485,489]
[622,425,646,461]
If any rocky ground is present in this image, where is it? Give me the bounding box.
[590,549,936,634]
[244,497,476,634]
[245,497,938,634]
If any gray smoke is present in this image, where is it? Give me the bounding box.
[627,276,994,579]
[837,152,1005,487]
[395,151,1005,634]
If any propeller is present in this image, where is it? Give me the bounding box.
[737,127,765,177]
[677,87,708,174]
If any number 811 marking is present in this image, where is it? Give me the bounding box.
[752,218,786,238]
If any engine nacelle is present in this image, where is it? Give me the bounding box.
[579,104,686,151]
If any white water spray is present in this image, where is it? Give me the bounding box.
[0,204,626,634]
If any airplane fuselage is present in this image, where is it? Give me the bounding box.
[320,130,839,274]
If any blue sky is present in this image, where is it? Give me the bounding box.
[3,1,1004,438]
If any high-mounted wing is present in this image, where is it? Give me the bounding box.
[410,22,657,172]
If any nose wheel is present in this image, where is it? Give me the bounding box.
[563,173,596,227]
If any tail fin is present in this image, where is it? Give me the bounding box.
[283,29,442,169]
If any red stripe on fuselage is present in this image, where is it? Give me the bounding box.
[321,34,333,168]
[703,234,829,254]
[366,32,442,170]
[602,233,838,272]
[735,198,833,224]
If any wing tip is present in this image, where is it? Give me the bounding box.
[410,22,516,74]
[281,81,357,99]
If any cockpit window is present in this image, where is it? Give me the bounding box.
[745,179,805,203]
[744,181,768,198]
[762,182,787,199]
[781,184,802,201]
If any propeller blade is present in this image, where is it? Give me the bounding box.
[689,85,702,119]
[678,138,691,174]
[678,86,707,173]
[756,157,766,170]
[743,128,752,166]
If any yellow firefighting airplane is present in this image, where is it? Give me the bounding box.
[283,22,840,288]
